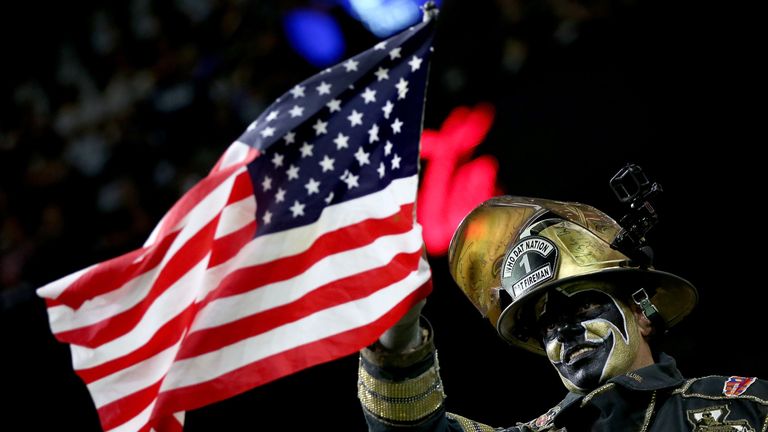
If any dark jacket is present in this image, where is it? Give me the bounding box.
[358,329,768,431]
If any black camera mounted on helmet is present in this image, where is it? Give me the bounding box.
[609,163,662,269]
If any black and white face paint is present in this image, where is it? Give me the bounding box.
[535,283,642,393]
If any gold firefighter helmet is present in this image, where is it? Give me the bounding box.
[447,196,697,355]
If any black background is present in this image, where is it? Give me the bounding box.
[1,0,764,430]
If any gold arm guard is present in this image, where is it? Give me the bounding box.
[357,352,446,423]
[446,413,497,431]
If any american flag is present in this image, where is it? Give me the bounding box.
[37,11,436,432]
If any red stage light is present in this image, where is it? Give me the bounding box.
[417,104,501,255]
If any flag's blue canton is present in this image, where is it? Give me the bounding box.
[238,20,435,236]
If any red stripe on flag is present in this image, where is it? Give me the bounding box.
[204,202,415,302]
[178,250,423,359]
[155,280,432,416]
[208,220,257,268]
[97,380,163,431]
[210,145,258,174]
[148,414,184,432]
[55,216,220,347]
[226,171,254,206]
[76,307,194,383]
[153,152,255,245]
[91,276,430,430]
[52,230,181,309]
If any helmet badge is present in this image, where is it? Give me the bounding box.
[501,235,559,299]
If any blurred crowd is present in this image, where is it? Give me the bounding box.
[0,0,330,304]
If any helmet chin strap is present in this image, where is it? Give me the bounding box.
[632,288,666,333]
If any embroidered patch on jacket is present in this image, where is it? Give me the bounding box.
[723,376,756,397]
[686,405,755,432]
[528,406,561,431]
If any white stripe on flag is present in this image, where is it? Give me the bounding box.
[71,258,209,370]
[237,175,417,268]
[45,167,245,335]
[87,337,184,409]
[47,263,166,333]
[214,195,256,238]
[36,264,95,300]
[144,142,252,247]
[162,258,430,390]
[190,226,424,332]
[164,167,243,258]
[108,399,157,432]
[217,141,252,171]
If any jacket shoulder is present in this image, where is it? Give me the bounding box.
[673,375,768,405]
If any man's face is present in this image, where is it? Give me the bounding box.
[534,283,642,393]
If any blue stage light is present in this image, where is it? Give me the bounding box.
[343,0,441,37]
[283,9,346,67]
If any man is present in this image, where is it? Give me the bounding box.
[357,196,768,431]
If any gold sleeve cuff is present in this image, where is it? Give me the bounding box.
[447,413,496,432]
[357,352,446,422]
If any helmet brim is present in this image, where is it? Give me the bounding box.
[497,266,698,355]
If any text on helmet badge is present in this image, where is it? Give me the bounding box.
[501,235,559,299]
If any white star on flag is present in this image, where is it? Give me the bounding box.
[289,200,305,217]
[290,85,305,98]
[408,56,423,71]
[327,99,342,112]
[382,100,394,119]
[391,118,403,134]
[305,178,321,195]
[368,123,380,143]
[262,176,273,191]
[300,142,314,158]
[289,105,304,118]
[391,153,402,169]
[333,132,350,149]
[261,126,276,138]
[316,81,332,95]
[347,110,363,127]
[361,87,377,104]
[396,78,409,100]
[286,164,300,180]
[375,67,389,81]
[343,172,360,188]
[378,162,386,178]
[313,119,328,135]
[319,155,335,172]
[343,59,359,72]
[354,146,371,166]
[275,187,286,202]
